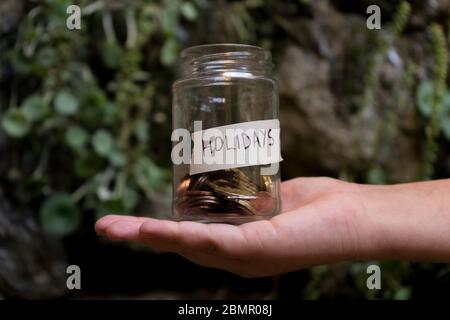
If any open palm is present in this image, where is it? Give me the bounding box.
[95,177,370,277]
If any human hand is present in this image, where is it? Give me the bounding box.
[95,177,381,277]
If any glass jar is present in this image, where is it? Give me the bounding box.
[172,44,282,224]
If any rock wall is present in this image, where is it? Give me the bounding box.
[276,2,440,182]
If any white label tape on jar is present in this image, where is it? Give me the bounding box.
[190,119,283,175]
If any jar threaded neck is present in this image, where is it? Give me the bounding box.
[180,44,273,78]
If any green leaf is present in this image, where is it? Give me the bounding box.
[441,116,450,141]
[133,158,167,192]
[102,102,120,125]
[101,41,123,69]
[21,95,49,122]
[92,129,114,156]
[133,120,149,142]
[442,90,450,113]
[439,91,450,140]
[40,194,81,236]
[416,81,434,117]
[160,38,180,66]
[367,166,386,184]
[75,153,104,178]
[108,149,127,167]
[84,88,107,108]
[54,90,79,115]
[78,89,114,126]
[394,287,411,300]
[95,200,126,220]
[160,9,178,36]
[43,74,57,89]
[415,81,450,118]
[97,185,113,201]
[180,2,197,21]
[9,48,33,74]
[1,108,31,137]
[95,187,139,220]
[35,47,55,69]
[123,187,139,211]
[65,125,89,150]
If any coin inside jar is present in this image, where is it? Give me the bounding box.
[175,175,190,197]
[174,168,276,217]
[249,191,276,215]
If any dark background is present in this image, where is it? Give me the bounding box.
[1,0,450,299]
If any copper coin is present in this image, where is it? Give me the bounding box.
[249,191,275,215]
[191,174,209,190]
[176,176,191,197]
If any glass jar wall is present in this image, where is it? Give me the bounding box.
[172,44,281,224]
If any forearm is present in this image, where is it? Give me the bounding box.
[96,177,450,277]
[359,179,450,262]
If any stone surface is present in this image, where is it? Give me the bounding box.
[0,188,68,299]
[276,3,424,181]
[0,0,23,34]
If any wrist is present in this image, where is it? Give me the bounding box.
[357,180,450,263]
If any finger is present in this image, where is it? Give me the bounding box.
[95,215,130,234]
[95,215,148,235]
[139,219,253,258]
[103,219,146,241]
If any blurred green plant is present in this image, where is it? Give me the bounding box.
[363,1,411,110]
[0,0,201,235]
[417,81,450,140]
[363,1,411,184]
[419,24,449,179]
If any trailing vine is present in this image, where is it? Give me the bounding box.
[359,1,411,183]
[421,24,449,179]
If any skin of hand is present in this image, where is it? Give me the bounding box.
[95,177,450,278]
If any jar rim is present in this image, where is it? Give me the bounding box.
[180,43,272,78]
[181,43,270,61]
